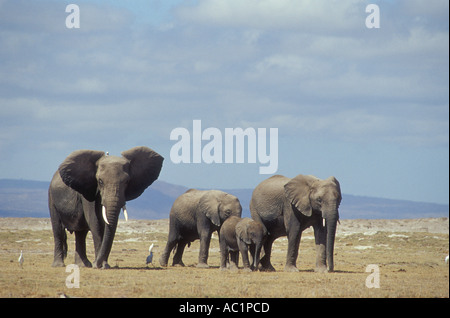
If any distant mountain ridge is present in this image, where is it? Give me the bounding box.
[0,179,448,220]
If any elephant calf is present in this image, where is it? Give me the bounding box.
[219,216,267,272]
[159,189,242,268]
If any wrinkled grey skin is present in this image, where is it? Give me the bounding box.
[159,190,242,268]
[250,174,341,272]
[48,146,163,269]
[220,216,267,272]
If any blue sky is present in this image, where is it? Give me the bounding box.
[0,0,448,204]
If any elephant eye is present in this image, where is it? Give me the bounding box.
[98,179,104,186]
[225,209,232,216]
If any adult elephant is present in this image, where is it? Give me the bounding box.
[250,174,341,272]
[159,189,242,268]
[49,146,163,269]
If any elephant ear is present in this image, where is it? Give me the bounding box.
[199,191,222,227]
[121,146,164,201]
[58,150,105,201]
[284,174,318,217]
[236,219,252,245]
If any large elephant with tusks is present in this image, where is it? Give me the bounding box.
[48,146,163,268]
[250,174,341,272]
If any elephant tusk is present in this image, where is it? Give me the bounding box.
[102,205,110,225]
[123,206,128,222]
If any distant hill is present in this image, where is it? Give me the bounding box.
[0,179,187,220]
[0,179,448,220]
[0,179,51,218]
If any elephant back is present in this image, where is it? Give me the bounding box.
[170,189,206,228]
[251,175,288,222]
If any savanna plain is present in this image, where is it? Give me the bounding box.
[0,217,448,298]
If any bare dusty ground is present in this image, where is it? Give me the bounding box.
[0,217,448,298]
[2,217,447,234]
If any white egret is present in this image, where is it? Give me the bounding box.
[446,255,449,264]
[18,250,24,268]
[146,244,154,266]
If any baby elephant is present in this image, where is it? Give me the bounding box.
[220,216,267,272]
[159,189,242,268]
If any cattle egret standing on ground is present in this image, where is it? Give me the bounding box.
[18,250,24,268]
[146,244,154,266]
[446,255,449,264]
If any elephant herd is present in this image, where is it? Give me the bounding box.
[49,146,341,273]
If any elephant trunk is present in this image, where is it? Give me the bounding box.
[96,202,123,268]
[254,241,264,271]
[325,208,339,272]
[96,220,117,268]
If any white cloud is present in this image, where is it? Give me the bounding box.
[177,0,363,32]
[401,0,449,25]
[254,54,307,74]
[78,3,134,32]
[0,0,448,202]
[73,78,108,94]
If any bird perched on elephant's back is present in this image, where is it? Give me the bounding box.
[159,189,242,268]
[48,146,163,269]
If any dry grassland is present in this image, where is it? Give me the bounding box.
[0,217,448,298]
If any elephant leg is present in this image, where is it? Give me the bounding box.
[220,239,228,270]
[238,240,251,271]
[91,229,103,261]
[285,227,302,272]
[259,236,276,272]
[233,250,240,268]
[159,230,179,267]
[313,222,327,272]
[197,232,212,268]
[173,241,187,267]
[50,214,67,267]
[74,230,92,267]
[83,198,103,259]
[229,250,239,271]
